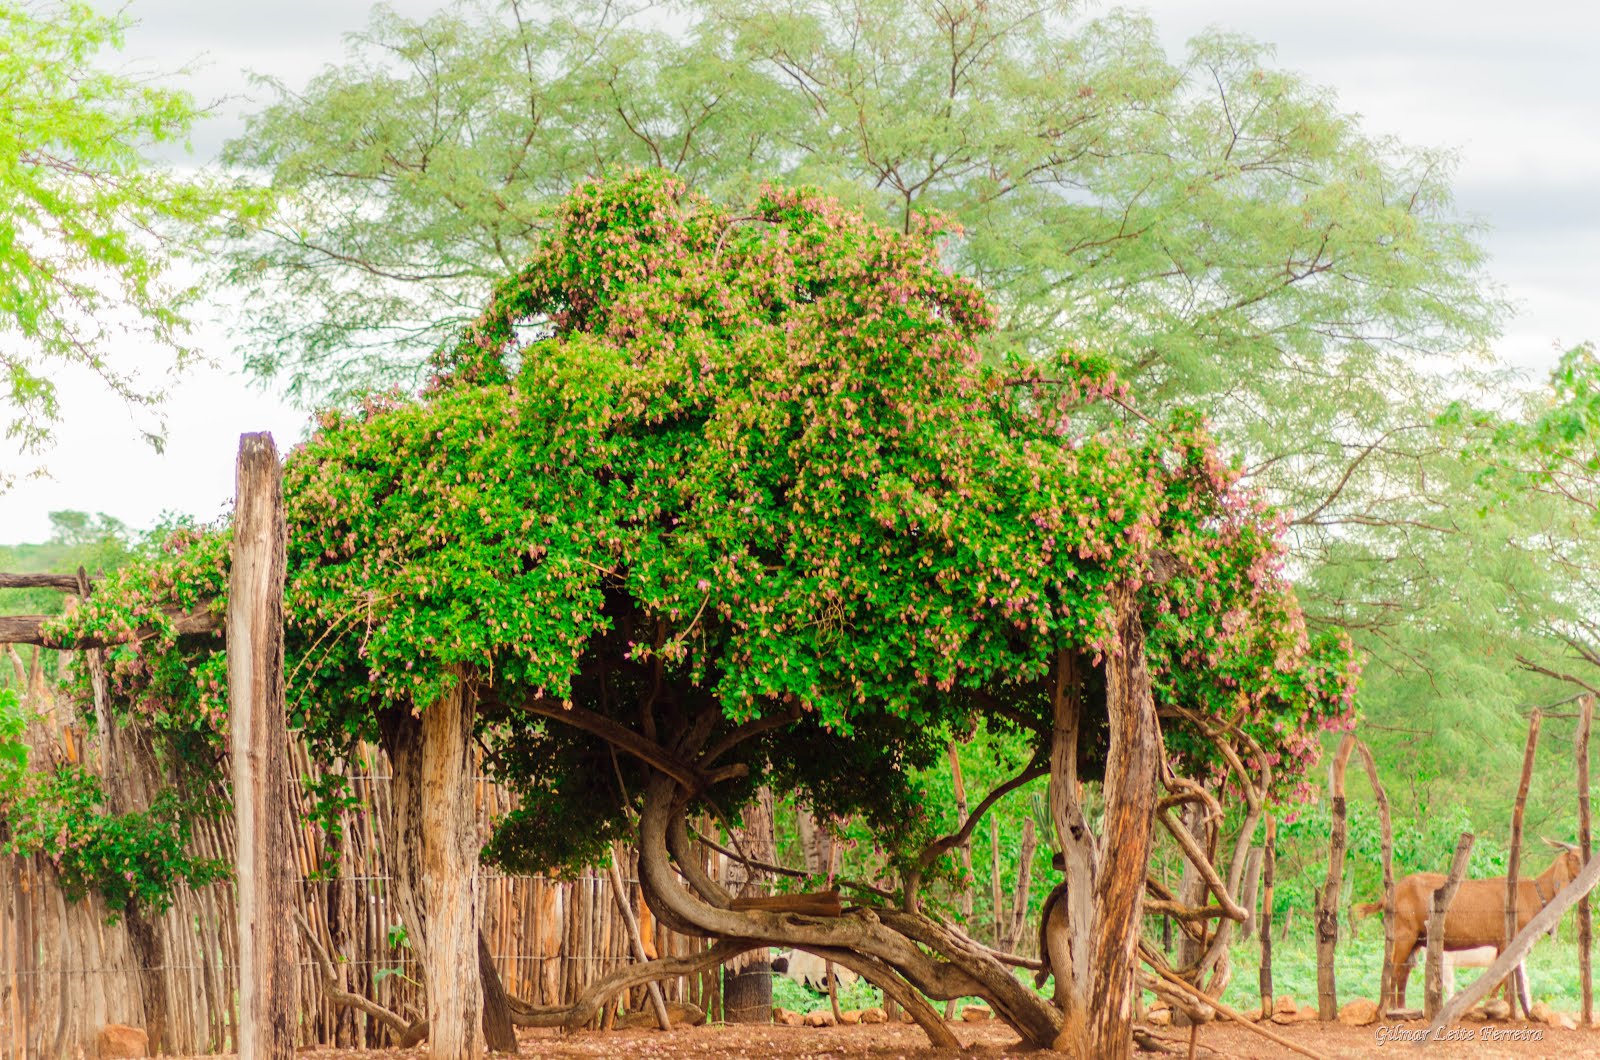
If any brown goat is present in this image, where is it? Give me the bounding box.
[1353,841,1580,1010]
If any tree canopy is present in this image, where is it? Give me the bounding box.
[52,172,1355,1046]
[0,0,253,484]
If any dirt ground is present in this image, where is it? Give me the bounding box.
[200,1016,1600,1059]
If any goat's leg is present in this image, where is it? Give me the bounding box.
[1391,932,1420,1011]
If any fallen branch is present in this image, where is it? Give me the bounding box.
[295,912,421,1043]
[1141,944,1325,1060]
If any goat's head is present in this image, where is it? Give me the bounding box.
[1541,837,1583,887]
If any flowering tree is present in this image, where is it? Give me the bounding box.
[53,173,1354,1055]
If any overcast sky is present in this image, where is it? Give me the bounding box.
[4,0,1597,544]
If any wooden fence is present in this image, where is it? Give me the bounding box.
[0,689,720,1058]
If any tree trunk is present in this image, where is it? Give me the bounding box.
[1353,741,1395,1013]
[1316,733,1356,1020]
[421,677,483,1059]
[1239,849,1263,941]
[1425,834,1474,1021]
[124,905,168,1055]
[1259,815,1276,1018]
[478,933,518,1052]
[1079,588,1161,1060]
[1505,710,1541,1019]
[723,787,776,1024]
[1045,649,1097,1053]
[1006,818,1037,952]
[229,432,296,1060]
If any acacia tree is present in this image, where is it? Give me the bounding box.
[60,173,1354,1054]
[0,1,253,482]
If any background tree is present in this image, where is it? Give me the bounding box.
[0,0,254,485]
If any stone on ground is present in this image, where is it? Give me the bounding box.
[1338,998,1379,1026]
[96,1025,148,1059]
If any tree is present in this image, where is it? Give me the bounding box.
[0,0,252,484]
[63,173,1355,1054]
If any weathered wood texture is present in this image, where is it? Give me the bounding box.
[1080,588,1162,1060]
[0,708,721,1059]
[1424,833,1475,1020]
[420,677,483,1059]
[1258,815,1276,1018]
[0,604,219,647]
[230,433,297,1060]
[1352,740,1395,1015]
[1580,695,1595,1026]
[1505,709,1542,1019]
[1316,733,1356,1020]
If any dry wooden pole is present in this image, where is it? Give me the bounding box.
[1505,709,1542,1019]
[1352,741,1396,1013]
[1580,695,1595,1026]
[1316,733,1356,1020]
[604,852,671,1031]
[229,433,296,1060]
[1259,815,1276,1019]
[1423,833,1474,1021]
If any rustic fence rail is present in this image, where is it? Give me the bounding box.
[0,699,718,1058]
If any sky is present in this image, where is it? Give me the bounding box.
[3,0,1597,544]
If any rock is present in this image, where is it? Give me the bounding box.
[1274,995,1298,1015]
[961,1005,993,1022]
[839,1009,862,1025]
[1272,1005,1317,1025]
[1339,999,1379,1026]
[1146,1008,1172,1028]
[1530,1001,1556,1025]
[1462,1006,1488,1022]
[900,1008,916,1024]
[802,1010,837,1028]
[96,1025,148,1059]
[1555,1012,1579,1031]
[1484,998,1512,1021]
[859,1007,888,1024]
[773,1007,803,1026]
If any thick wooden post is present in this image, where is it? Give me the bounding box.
[1580,695,1595,1026]
[1424,833,1474,1021]
[421,675,483,1059]
[1316,733,1356,1020]
[1353,741,1395,1012]
[1259,815,1276,1019]
[229,432,295,1059]
[1505,709,1541,1019]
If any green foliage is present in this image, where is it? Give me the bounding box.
[1,764,228,918]
[0,2,260,477]
[0,689,26,797]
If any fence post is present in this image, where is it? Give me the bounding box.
[1316,733,1356,1020]
[229,432,295,1058]
[1424,833,1474,1021]
[1505,709,1542,1018]
[1580,695,1594,1027]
